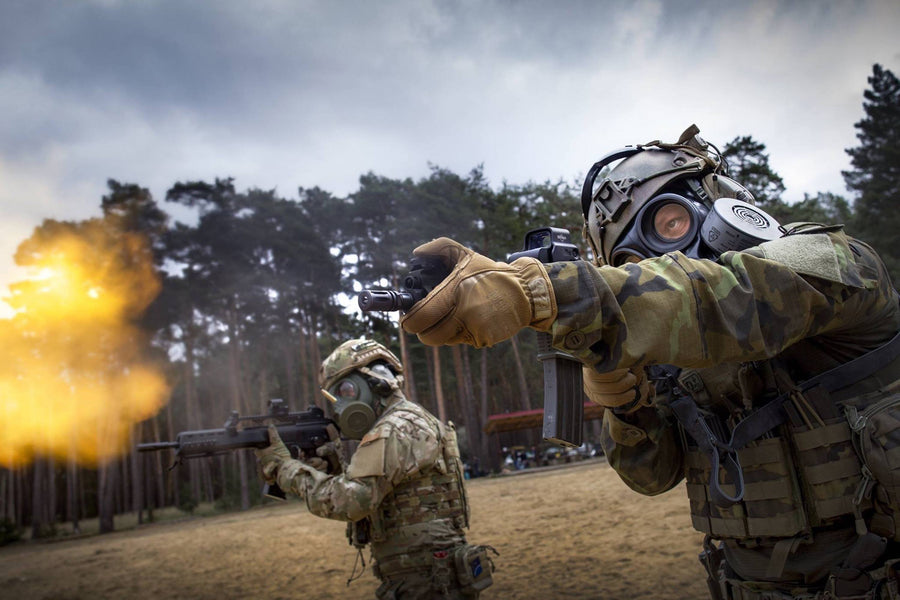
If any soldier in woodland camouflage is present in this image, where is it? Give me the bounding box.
[256,338,495,599]
[400,126,900,599]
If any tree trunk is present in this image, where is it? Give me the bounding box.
[226,305,251,512]
[298,318,311,402]
[164,401,175,506]
[183,331,203,505]
[310,315,322,389]
[66,451,80,533]
[130,424,143,525]
[282,340,297,408]
[509,335,531,411]
[98,462,115,534]
[430,346,447,422]
[30,459,46,538]
[16,467,25,527]
[0,470,7,522]
[399,331,417,403]
[150,417,166,509]
[451,345,481,463]
[47,455,57,530]
[509,335,538,446]
[479,349,495,473]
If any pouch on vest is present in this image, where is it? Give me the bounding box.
[847,393,900,540]
[453,544,496,593]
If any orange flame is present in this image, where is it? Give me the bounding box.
[0,218,169,468]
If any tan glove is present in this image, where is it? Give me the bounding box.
[583,366,651,413]
[303,435,343,474]
[254,425,291,484]
[400,237,556,347]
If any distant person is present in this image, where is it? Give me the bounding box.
[399,126,900,599]
[256,338,495,599]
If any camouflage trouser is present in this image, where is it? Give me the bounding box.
[373,549,478,600]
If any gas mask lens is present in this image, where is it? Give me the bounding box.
[336,379,359,400]
[652,202,692,242]
[609,192,708,265]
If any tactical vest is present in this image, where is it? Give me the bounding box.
[369,415,470,545]
[674,329,900,543]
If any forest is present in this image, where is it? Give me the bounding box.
[1,63,897,543]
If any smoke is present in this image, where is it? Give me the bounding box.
[0,217,169,468]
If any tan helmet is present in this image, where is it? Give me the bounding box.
[319,338,403,391]
[582,124,758,266]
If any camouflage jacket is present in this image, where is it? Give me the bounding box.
[545,225,900,584]
[274,392,468,561]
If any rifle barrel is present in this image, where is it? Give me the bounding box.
[137,441,179,452]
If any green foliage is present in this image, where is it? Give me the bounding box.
[843,63,900,284]
[721,135,786,215]
[778,192,854,228]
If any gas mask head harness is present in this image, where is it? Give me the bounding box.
[319,338,404,440]
[581,124,782,266]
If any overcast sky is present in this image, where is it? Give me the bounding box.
[1,0,899,313]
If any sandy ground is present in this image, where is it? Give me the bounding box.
[0,460,708,600]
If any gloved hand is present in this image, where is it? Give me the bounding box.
[583,366,651,413]
[400,237,556,347]
[300,424,343,473]
[254,425,291,484]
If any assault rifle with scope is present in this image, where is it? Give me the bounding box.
[138,398,339,499]
[357,227,586,447]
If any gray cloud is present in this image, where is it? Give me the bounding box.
[1,0,899,313]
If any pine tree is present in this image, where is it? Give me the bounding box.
[721,135,788,219]
[843,63,900,283]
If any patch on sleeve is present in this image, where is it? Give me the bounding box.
[347,437,386,479]
[758,233,846,284]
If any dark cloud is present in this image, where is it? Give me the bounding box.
[1,0,899,311]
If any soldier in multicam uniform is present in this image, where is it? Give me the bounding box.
[399,125,900,599]
[256,338,495,599]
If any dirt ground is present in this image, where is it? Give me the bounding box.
[0,460,708,600]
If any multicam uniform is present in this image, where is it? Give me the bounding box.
[545,224,900,598]
[273,389,491,599]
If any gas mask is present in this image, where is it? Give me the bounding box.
[608,192,782,266]
[582,125,783,266]
[325,363,398,440]
[319,338,405,440]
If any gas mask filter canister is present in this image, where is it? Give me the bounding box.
[700,197,782,254]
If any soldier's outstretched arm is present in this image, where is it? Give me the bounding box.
[543,232,895,371]
[399,237,556,348]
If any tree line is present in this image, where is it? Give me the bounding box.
[1,63,897,542]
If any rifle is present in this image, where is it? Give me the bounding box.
[138,398,338,500]
[357,227,585,448]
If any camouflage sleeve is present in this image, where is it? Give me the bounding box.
[546,230,894,371]
[600,402,685,496]
[276,412,442,522]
